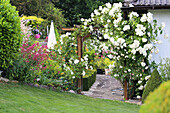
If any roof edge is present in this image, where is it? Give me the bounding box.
[122,5,170,11]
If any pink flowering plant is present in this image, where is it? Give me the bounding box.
[7,37,77,90]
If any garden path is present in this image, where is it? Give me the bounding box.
[82,74,142,105]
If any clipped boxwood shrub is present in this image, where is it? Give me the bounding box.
[0,0,22,68]
[142,69,162,103]
[140,81,170,113]
[83,70,96,91]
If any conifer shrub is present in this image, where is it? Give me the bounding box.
[0,0,22,68]
[142,69,162,103]
[140,81,170,113]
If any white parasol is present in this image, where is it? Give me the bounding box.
[47,20,57,49]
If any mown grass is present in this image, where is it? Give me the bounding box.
[0,83,139,113]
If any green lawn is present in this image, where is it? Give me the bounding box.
[0,83,139,113]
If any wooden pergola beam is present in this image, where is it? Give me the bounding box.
[62,28,75,31]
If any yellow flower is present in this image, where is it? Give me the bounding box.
[60,46,62,50]
[48,58,52,61]
[112,17,115,19]
[86,48,89,52]
[61,72,64,75]
[43,48,47,52]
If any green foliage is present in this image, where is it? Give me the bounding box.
[142,69,162,103]
[6,56,35,82]
[159,58,170,82]
[104,58,114,69]
[52,0,122,26]
[39,2,66,29]
[0,0,22,68]
[140,81,170,113]
[10,0,65,30]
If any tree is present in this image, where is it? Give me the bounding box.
[10,0,65,29]
[52,0,122,27]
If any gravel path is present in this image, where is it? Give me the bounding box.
[82,74,142,105]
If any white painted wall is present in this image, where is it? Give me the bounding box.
[149,9,170,64]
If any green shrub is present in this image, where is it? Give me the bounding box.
[140,81,170,113]
[0,0,22,68]
[159,58,170,82]
[83,70,96,91]
[142,69,162,103]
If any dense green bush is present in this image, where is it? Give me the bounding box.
[0,0,22,68]
[142,69,162,103]
[83,70,96,91]
[140,81,170,113]
[10,0,66,30]
[159,58,170,82]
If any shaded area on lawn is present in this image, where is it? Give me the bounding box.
[0,83,139,113]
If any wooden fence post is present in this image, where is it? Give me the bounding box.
[124,80,128,100]
[77,35,83,94]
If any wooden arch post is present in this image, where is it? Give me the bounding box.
[77,35,83,94]
[62,27,91,94]
[77,33,92,94]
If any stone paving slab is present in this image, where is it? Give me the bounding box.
[82,74,142,105]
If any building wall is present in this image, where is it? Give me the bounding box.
[148,9,170,64]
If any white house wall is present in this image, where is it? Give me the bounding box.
[148,9,170,64]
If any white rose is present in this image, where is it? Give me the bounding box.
[145,66,149,70]
[107,19,111,23]
[145,75,151,80]
[141,62,146,67]
[147,12,153,22]
[138,81,142,84]
[114,74,119,77]
[74,59,79,64]
[147,32,151,37]
[90,66,93,70]
[99,6,102,10]
[91,13,94,17]
[137,96,141,99]
[84,22,87,26]
[71,71,74,75]
[81,18,84,22]
[123,25,130,31]
[161,22,165,29]
[148,54,152,60]
[138,85,144,90]
[106,3,112,8]
[140,14,147,22]
[82,70,86,76]
[107,54,113,59]
[142,38,147,42]
[117,38,125,44]
[131,49,136,54]
[129,4,134,7]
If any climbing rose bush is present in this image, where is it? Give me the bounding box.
[79,2,166,97]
